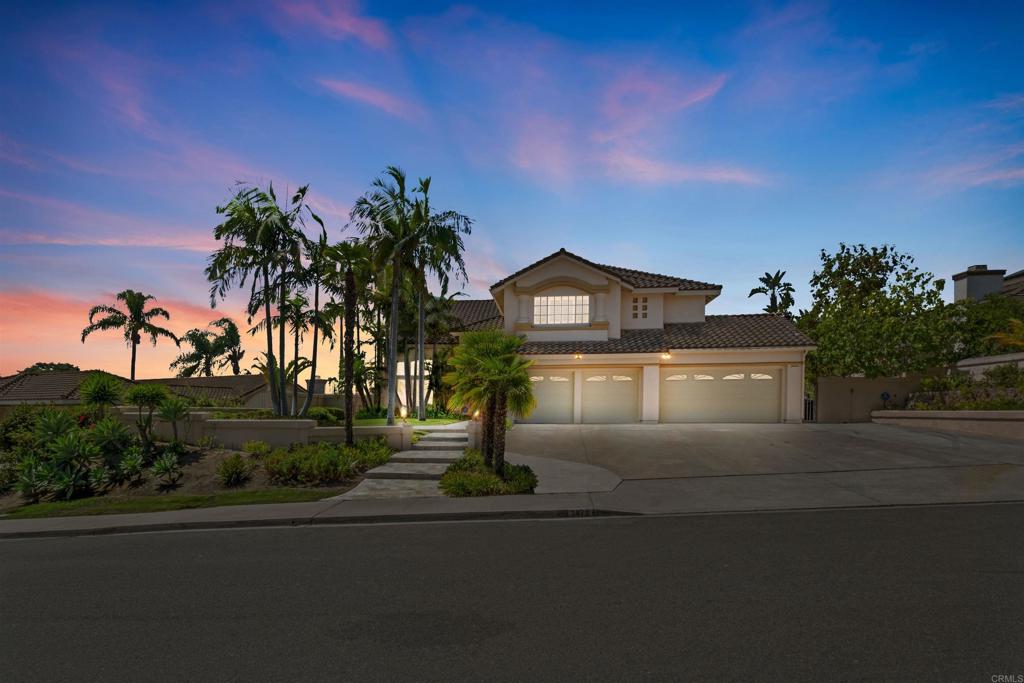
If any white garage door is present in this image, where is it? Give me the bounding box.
[523,371,574,423]
[582,368,639,424]
[660,367,781,423]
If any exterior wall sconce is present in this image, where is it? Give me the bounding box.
[574,353,583,360]
[661,351,671,360]
[399,406,408,423]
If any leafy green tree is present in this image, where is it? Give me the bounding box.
[989,318,1024,351]
[81,289,178,380]
[748,270,796,317]
[798,244,950,379]
[79,372,123,419]
[948,295,1024,358]
[20,362,79,373]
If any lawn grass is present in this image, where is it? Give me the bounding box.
[354,417,463,426]
[3,488,341,519]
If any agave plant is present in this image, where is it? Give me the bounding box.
[33,409,77,448]
[89,417,132,463]
[15,456,48,501]
[151,452,183,486]
[118,446,146,484]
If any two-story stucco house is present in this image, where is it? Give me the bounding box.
[449,248,815,424]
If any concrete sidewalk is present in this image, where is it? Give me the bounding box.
[3,459,1024,539]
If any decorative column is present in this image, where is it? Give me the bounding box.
[594,291,607,322]
[641,365,660,423]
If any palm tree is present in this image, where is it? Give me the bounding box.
[748,270,796,317]
[81,289,178,380]
[410,177,472,420]
[444,330,535,475]
[211,318,245,375]
[327,239,371,445]
[351,166,417,426]
[989,318,1024,350]
[170,329,219,377]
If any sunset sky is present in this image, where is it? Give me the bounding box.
[1,0,1022,380]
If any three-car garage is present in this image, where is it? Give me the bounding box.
[523,365,785,424]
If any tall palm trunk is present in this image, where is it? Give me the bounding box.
[403,345,413,413]
[343,266,356,446]
[262,265,281,415]
[292,321,300,415]
[491,392,509,476]
[417,290,426,420]
[385,256,401,425]
[375,306,383,411]
[481,394,496,468]
[300,277,320,417]
[278,272,288,416]
[129,334,139,381]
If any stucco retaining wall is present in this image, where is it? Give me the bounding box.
[871,410,1024,441]
[817,375,925,423]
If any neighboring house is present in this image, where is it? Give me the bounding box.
[449,248,815,424]
[0,370,132,417]
[951,264,1024,378]
[139,375,308,409]
[952,264,1024,301]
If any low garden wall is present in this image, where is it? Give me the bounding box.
[114,407,413,450]
[871,410,1024,442]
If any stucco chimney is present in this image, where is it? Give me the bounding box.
[952,264,1006,302]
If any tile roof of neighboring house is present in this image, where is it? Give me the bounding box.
[1003,269,1024,298]
[0,370,131,403]
[490,248,722,292]
[518,314,815,355]
[427,299,503,343]
[140,375,287,402]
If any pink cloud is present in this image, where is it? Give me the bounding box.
[0,188,214,252]
[925,143,1024,189]
[601,150,769,186]
[317,78,422,120]
[510,115,575,185]
[272,0,391,50]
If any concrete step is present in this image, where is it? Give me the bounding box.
[333,478,442,500]
[364,462,448,480]
[391,450,463,464]
[413,441,468,451]
[419,431,468,442]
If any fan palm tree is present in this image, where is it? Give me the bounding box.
[327,239,372,444]
[170,329,219,377]
[81,289,178,380]
[211,318,245,375]
[444,330,534,475]
[748,270,796,317]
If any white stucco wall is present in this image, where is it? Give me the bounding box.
[663,294,706,323]
[620,292,664,329]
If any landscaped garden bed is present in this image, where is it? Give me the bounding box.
[908,363,1024,410]
[439,449,537,497]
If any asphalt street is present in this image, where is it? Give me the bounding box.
[3,504,1023,682]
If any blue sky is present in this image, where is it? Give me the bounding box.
[1,0,1022,376]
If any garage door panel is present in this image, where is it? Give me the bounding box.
[660,367,781,423]
[523,371,574,423]
[582,368,638,424]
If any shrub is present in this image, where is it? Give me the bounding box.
[89,465,114,492]
[151,452,182,486]
[0,404,39,452]
[89,416,132,463]
[242,440,272,458]
[79,372,123,419]
[263,438,391,486]
[356,406,387,419]
[196,435,218,450]
[439,449,537,497]
[125,383,170,451]
[981,363,1024,390]
[15,456,49,501]
[118,446,146,483]
[44,430,100,500]
[33,408,77,447]
[208,409,276,420]
[0,450,17,493]
[919,373,972,393]
[217,454,252,487]
[307,406,344,426]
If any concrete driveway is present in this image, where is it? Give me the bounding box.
[507,423,1024,480]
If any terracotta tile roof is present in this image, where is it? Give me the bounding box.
[490,248,721,292]
[427,299,503,343]
[139,375,280,401]
[518,314,815,355]
[0,370,131,403]
[1003,269,1024,298]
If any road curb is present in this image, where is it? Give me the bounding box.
[0,507,634,540]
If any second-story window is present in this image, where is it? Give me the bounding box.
[534,295,589,325]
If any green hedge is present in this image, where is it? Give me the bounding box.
[262,438,391,486]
